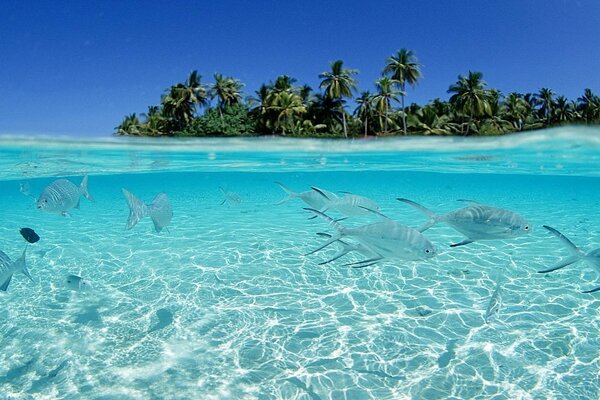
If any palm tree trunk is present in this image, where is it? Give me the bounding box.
[341,107,348,138]
[466,111,473,136]
[384,102,389,133]
[401,83,407,135]
[364,117,368,137]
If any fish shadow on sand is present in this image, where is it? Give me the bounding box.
[148,308,174,333]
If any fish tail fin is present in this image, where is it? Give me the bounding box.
[538,225,584,273]
[0,274,13,291]
[122,188,148,230]
[18,246,33,282]
[275,181,297,205]
[397,198,440,232]
[80,175,94,202]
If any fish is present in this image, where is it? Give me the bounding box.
[19,181,32,197]
[397,198,532,247]
[122,188,173,232]
[313,188,380,217]
[219,187,241,206]
[66,274,92,291]
[148,308,174,332]
[538,225,600,293]
[275,182,337,209]
[305,208,436,268]
[20,227,40,244]
[484,270,504,323]
[0,247,32,292]
[37,176,94,216]
[315,232,380,265]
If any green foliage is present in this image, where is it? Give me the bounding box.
[178,104,257,137]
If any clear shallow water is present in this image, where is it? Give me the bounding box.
[0,127,599,399]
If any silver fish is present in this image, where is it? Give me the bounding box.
[538,225,600,293]
[305,208,436,268]
[398,198,531,247]
[314,188,380,217]
[0,247,32,292]
[484,271,504,323]
[219,187,241,206]
[275,182,337,209]
[122,188,173,233]
[66,274,91,291]
[37,176,94,216]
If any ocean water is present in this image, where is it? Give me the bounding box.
[0,127,599,400]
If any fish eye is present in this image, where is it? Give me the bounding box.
[524,225,530,231]
[425,249,430,254]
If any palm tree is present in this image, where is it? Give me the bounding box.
[354,91,373,137]
[447,71,493,135]
[577,88,600,123]
[211,74,244,118]
[161,70,208,131]
[372,77,401,134]
[319,60,358,138]
[115,114,142,135]
[536,88,555,126]
[270,91,306,135]
[553,96,578,123]
[383,49,422,135]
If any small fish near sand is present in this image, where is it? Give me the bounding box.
[122,188,173,232]
[219,187,241,206]
[20,227,40,244]
[0,247,32,292]
[37,176,94,216]
[66,274,92,291]
[538,225,600,293]
[397,198,532,247]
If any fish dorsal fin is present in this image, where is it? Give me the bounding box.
[358,206,391,220]
[311,187,331,200]
[457,199,481,205]
[543,225,583,256]
[75,198,81,209]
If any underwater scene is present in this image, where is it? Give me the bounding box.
[0,128,599,400]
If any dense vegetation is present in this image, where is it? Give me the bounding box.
[115,49,600,138]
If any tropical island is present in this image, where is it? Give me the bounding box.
[115,49,600,138]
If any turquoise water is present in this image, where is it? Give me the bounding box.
[0,127,599,400]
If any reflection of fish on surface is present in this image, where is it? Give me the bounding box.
[37,176,94,216]
[539,225,600,293]
[19,181,33,197]
[0,247,32,292]
[305,208,436,268]
[275,182,337,209]
[122,188,173,232]
[219,187,241,206]
[397,198,532,247]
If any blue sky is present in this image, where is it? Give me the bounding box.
[1,0,599,136]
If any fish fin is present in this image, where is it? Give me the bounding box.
[219,199,226,205]
[457,199,481,205]
[450,239,474,248]
[274,181,296,205]
[348,258,383,268]
[122,188,148,230]
[80,175,94,202]
[151,218,164,233]
[304,208,345,234]
[18,247,33,282]
[582,286,600,294]
[61,211,71,217]
[537,255,579,273]
[396,198,440,232]
[0,274,13,291]
[305,237,340,256]
[311,187,331,200]
[75,198,80,209]
[358,206,390,219]
[543,225,584,256]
